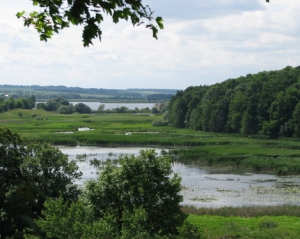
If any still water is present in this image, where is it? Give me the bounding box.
[59,146,300,208]
[78,102,155,111]
[37,102,155,110]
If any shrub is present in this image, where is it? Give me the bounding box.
[152,119,168,126]
[259,219,279,229]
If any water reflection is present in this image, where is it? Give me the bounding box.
[58,146,300,208]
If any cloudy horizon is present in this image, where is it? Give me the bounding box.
[0,0,299,90]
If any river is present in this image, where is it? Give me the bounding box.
[59,146,300,208]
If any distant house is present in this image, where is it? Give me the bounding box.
[155,103,164,111]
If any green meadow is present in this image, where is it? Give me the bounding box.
[187,214,300,239]
[183,205,300,238]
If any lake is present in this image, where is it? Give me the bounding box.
[59,146,300,208]
[81,102,155,110]
[37,102,155,110]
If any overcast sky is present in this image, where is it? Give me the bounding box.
[0,0,299,90]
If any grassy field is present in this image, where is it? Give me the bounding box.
[188,214,300,239]
[1,108,300,175]
[183,205,300,238]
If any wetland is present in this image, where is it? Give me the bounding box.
[2,108,300,208]
[59,146,300,208]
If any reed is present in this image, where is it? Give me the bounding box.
[182,205,300,217]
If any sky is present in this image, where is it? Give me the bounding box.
[0,0,300,90]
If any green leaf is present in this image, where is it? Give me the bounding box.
[112,11,120,24]
[156,17,164,30]
[152,26,158,39]
[29,11,39,17]
[16,11,25,19]
[56,16,62,24]
[95,13,103,23]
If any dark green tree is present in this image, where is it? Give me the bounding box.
[189,106,202,130]
[201,101,213,132]
[97,104,105,112]
[35,197,153,238]
[292,102,300,137]
[17,0,163,47]
[75,103,92,114]
[0,127,82,238]
[169,97,188,128]
[241,109,256,135]
[227,91,246,133]
[4,98,17,111]
[16,99,25,109]
[85,149,186,237]
[57,104,75,114]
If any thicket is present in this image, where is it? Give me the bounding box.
[36,97,92,114]
[0,95,35,112]
[167,66,300,139]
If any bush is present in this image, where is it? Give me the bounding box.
[178,220,201,239]
[259,219,279,229]
[152,119,168,126]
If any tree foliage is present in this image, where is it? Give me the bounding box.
[85,149,187,237]
[32,149,199,238]
[0,127,82,238]
[166,66,300,139]
[0,96,35,113]
[17,0,163,47]
[37,97,92,114]
[74,102,92,114]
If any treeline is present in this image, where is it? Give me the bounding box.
[36,97,160,114]
[37,97,92,114]
[0,95,35,112]
[0,85,177,101]
[0,84,119,94]
[147,93,173,101]
[127,88,178,94]
[167,66,300,139]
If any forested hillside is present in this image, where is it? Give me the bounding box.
[167,66,300,139]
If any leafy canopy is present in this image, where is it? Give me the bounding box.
[0,126,82,238]
[33,149,199,238]
[85,149,187,236]
[17,0,164,47]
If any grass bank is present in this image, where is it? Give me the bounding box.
[188,214,300,239]
[183,205,300,238]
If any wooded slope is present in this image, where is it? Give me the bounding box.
[167,66,300,139]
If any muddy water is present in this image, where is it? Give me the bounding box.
[59,146,300,208]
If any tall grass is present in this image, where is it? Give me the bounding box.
[171,145,300,175]
[182,205,300,217]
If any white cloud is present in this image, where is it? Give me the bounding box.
[0,0,300,89]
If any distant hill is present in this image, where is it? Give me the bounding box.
[0,85,179,102]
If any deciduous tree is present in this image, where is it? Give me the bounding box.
[17,0,163,47]
[85,149,186,237]
[0,127,82,238]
